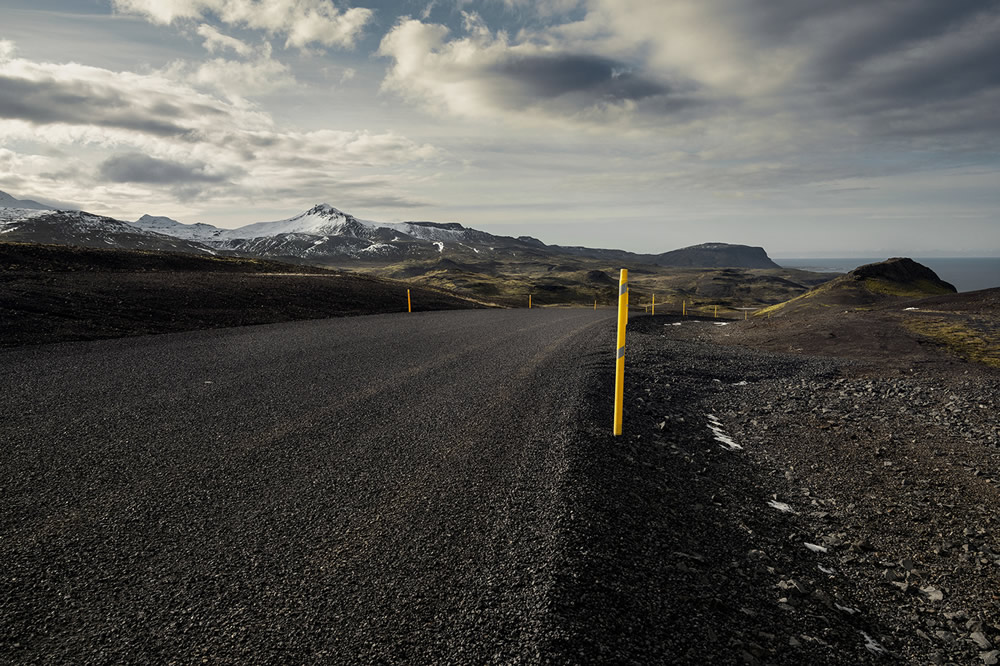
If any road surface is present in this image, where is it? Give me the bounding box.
[1,308,613,664]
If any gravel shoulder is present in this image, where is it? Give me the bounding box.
[561,313,998,664]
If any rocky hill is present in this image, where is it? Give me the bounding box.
[759,257,956,317]
[652,242,780,269]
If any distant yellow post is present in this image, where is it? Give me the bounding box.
[745,309,748,321]
[714,305,718,318]
[529,294,532,309]
[682,300,686,317]
[594,299,597,310]
[407,289,412,313]
[613,269,628,436]
[652,294,655,315]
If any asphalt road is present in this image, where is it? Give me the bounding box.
[0,308,614,664]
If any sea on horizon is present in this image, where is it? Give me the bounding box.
[774,257,1000,293]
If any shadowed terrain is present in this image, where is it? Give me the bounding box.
[0,242,487,347]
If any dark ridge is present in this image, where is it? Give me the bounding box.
[653,243,780,269]
[516,236,547,247]
[849,257,957,292]
[405,221,467,231]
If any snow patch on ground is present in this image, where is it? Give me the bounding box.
[861,632,886,654]
[706,414,743,450]
[804,542,828,553]
[433,241,444,253]
[767,500,794,513]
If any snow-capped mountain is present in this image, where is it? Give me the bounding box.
[132,214,228,243]
[0,190,54,211]
[213,204,494,244]
[222,204,371,239]
[2,195,538,262]
[124,203,540,262]
[1,206,52,224]
[3,191,782,269]
[1,209,217,254]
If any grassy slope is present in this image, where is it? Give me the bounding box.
[363,254,837,313]
[756,272,955,318]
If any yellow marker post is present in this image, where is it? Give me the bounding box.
[407,289,412,313]
[613,269,628,436]
[714,305,718,319]
[682,300,686,317]
[594,299,597,311]
[529,294,532,309]
[745,309,748,321]
[652,294,655,316]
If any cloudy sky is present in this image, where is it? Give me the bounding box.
[1,0,998,256]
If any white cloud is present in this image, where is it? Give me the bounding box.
[178,28,294,98]
[0,41,440,217]
[378,13,687,128]
[578,0,802,95]
[196,23,254,56]
[112,0,374,50]
[167,50,297,98]
[379,1,1000,157]
[0,40,15,62]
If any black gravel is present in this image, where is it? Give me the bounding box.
[562,314,998,664]
[1,309,610,664]
[4,310,997,664]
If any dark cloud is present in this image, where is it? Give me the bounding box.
[0,76,194,137]
[346,194,430,208]
[98,153,228,184]
[812,10,1000,138]
[802,1,990,81]
[647,0,1000,141]
[852,38,1000,109]
[492,53,669,102]
[267,178,430,209]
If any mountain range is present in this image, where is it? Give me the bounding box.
[0,190,780,269]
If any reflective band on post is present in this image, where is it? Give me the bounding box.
[616,346,625,359]
[619,283,628,295]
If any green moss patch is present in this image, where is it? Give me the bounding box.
[864,278,954,299]
[903,318,1000,369]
